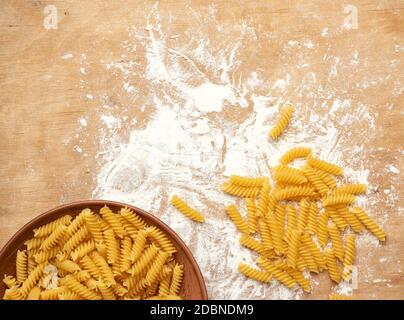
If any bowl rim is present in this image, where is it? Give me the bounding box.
[0,199,208,300]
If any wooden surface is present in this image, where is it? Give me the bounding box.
[0,0,403,299]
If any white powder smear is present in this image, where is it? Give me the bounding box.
[65,4,402,299]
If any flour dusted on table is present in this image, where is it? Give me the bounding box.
[63,5,401,299]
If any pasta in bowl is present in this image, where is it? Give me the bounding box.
[0,200,208,300]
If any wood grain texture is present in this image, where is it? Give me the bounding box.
[0,0,403,299]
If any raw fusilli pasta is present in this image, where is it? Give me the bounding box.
[170,195,205,222]
[269,104,295,140]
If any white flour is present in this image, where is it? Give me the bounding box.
[66,5,401,299]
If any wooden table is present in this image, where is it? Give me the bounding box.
[0,0,403,299]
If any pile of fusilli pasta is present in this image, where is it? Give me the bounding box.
[2,206,184,300]
[221,148,386,293]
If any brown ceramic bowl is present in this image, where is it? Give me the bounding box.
[0,200,208,300]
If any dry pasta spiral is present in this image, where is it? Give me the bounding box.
[16,250,28,283]
[103,229,120,265]
[120,207,147,230]
[257,258,296,288]
[71,240,96,261]
[40,225,67,251]
[328,223,344,262]
[265,212,285,255]
[33,215,72,238]
[221,183,260,198]
[169,264,184,295]
[60,275,101,300]
[20,263,45,296]
[286,230,301,268]
[83,209,104,243]
[239,234,273,258]
[100,205,127,238]
[279,147,312,165]
[342,234,356,281]
[170,195,205,222]
[334,184,366,195]
[323,194,356,207]
[273,165,308,185]
[238,263,272,283]
[302,166,329,195]
[63,226,89,253]
[324,248,341,283]
[269,103,294,140]
[147,226,177,254]
[353,208,386,241]
[229,175,266,187]
[245,198,258,234]
[225,205,249,234]
[256,179,271,217]
[307,157,343,176]
[145,251,170,285]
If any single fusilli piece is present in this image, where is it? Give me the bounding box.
[145,252,170,285]
[91,252,116,287]
[342,234,356,281]
[328,223,344,262]
[229,175,266,187]
[306,202,318,235]
[327,207,348,231]
[273,165,308,185]
[100,206,127,238]
[301,233,326,271]
[265,212,286,255]
[120,207,147,230]
[286,230,301,268]
[238,263,272,283]
[83,209,104,243]
[169,264,184,295]
[130,230,147,262]
[103,229,120,265]
[325,248,341,283]
[269,103,295,140]
[63,226,89,253]
[146,226,177,254]
[170,195,205,222]
[20,263,45,296]
[40,225,67,251]
[302,165,329,195]
[221,183,261,198]
[286,267,311,293]
[334,206,363,233]
[279,147,312,165]
[245,198,258,234]
[334,184,367,195]
[353,208,386,241]
[258,218,273,250]
[118,237,133,273]
[225,205,249,234]
[256,179,271,217]
[257,258,296,288]
[33,215,72,238]
[317,211,329,246]
[239,234,274,258]
[24,237,44,251]
[60,275,101,300]
[307,157,343,176]
[71,240,96,261]
[16,250,28,283]
[129,244,159,275]
[322,194,356,207]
